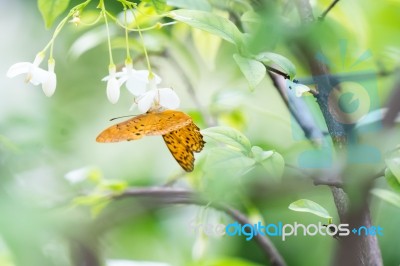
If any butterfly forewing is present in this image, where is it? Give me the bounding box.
[96,110,192,143]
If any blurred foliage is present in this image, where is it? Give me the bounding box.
[1,0,400,265]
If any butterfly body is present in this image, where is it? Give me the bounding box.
[96,109,205,172]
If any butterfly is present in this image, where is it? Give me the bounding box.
[96,109,205,172]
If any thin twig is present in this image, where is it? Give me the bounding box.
[313,178,343,188]
[297,69,395,86]
[318,0,341,21]
[115,187,287,266]
[266,66,292,80]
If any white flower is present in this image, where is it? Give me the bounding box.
[103,66,121,104]
[294,83,311,97]
[136,87,180,113]
[132,73,180,113]
[102,63,180,111]
[286,80,311,97]
[6,53,57,97]
[42,59,57,97]
[102,63,161,104]
[118,63,161,96]
[69,16,81,26]
[69,11,81,26]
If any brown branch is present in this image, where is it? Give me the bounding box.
[266,65,292,80]
[293,0,383,265]
[267,71,324,143]
[297,69,395,86]
[313,178,343,188]
[115,187,287,266]
[318,0,341,20]
[383,71,400,128]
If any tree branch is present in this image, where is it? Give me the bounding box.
[297,69,394,86]
[383,70,400,128]
[293,0,383,265]
[115,187,287,266]
[318,0,341,21]
[267,71,325,143]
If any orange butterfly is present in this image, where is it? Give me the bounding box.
[96,109,205,172]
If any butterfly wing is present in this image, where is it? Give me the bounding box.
[96,110,192,143]
[162,122,205,172]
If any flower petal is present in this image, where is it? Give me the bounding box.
[158,88,180,109]
[32,53,45,66]
[295,83,311,97]
[126,76,148,96]
[137,90,156,113]
[136,70,161,84]
[6,62,31,78]
[107,77,121,104]
[42,72,57,97]
[30,66,50,85]
[125,70,162,96]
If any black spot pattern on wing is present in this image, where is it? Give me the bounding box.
[162,122,205,172]
[96,109,192,142]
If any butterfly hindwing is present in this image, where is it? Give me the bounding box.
[162,122,205,172]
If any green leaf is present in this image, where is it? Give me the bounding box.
[192,27,223,69]
[170,9,244,46]
[251,147,284,181]
[167,0,212,11]
[38,0,70,28]
[289,199,332,220]
[204,148,256,176]
[256,52,296,79]
[233,54,266,90]
[385,150,400,183]
[91,199,110,217]
[208,0,253,14]
[241,11,260,24]
[72,194,104,206]
[251,146,274,162]
[100,180,128,193]
[371,188,400,208]
[72,193,110,217]
[385,168,400,193]
[202,126,252,154]
[148,0,166,14]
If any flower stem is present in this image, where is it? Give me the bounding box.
[41,0,92,59]
[99,0,114,66]
[131,9,152,77]
[104,9,175,32]
[124,8,131,61]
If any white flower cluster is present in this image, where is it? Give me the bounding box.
[6,58,180,113]
[102,63,180,113]
[7,53,56,97]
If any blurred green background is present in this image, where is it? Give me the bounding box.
[1,0,400,265]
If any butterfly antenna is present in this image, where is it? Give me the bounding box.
[110,114,138,121]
